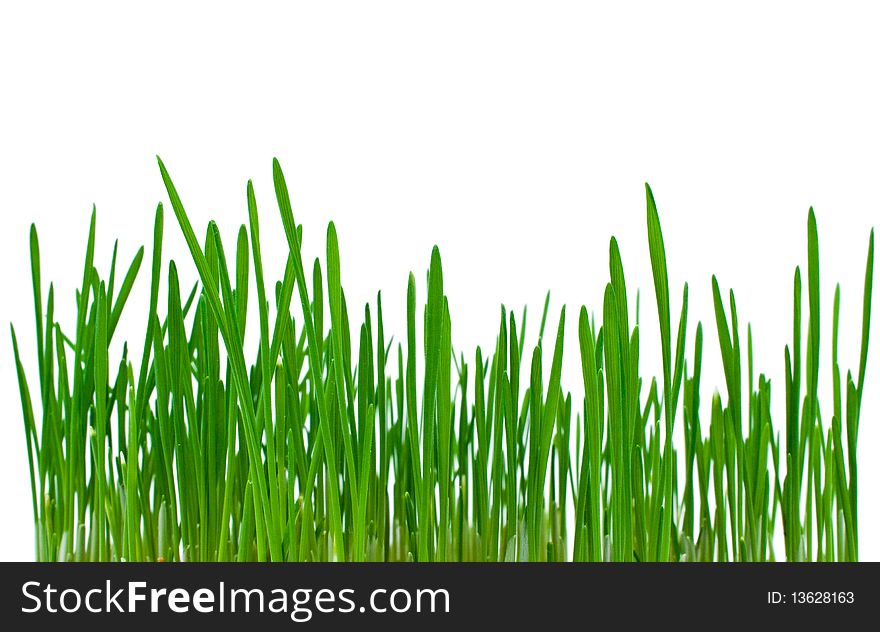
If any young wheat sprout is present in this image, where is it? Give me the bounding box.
[11,158,874,562]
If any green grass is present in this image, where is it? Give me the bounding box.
[11,157,874,562]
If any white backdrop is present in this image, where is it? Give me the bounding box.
[1,0,878,561]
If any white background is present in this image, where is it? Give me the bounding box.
[1,1,878,561]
